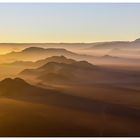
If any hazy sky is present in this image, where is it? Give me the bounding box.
[0,3,140,43]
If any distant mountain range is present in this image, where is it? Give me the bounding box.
[108,48,140,57]
[2,52,139,69]
[2,55,76,68]
[0,38,140,64]
[92,54,140,65]
[0,47,93,63]
[87,38,140,50]
[1,38,140,51]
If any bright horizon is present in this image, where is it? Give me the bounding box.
[0,3,140,43]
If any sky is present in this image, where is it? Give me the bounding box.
[0,3,140,43]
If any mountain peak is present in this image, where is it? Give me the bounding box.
[45,55,75,62]
[0,77,29,88]
[21,47,74,54]
[0,78,13,84]
[35,55,76,67]
[101,55,119,59]
[14,77,27,83]
[47,55,68,60]
[134,38,140,42]
[75,61,94,68]
[38,61,61,69]
[102,54,111,58]
[22,47,45,52]
[46,48,67,51]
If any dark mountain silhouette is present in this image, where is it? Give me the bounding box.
[0,77,109,120]
[20,60,97,84]
[2,77,137,119]
[0,77,99,110]
[35,55,76,67]
[38,60,94,70]
[22,47,46,52]
[20,58,140,85]
[0,78,39,97]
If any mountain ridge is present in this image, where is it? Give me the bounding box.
[0,47,93,63]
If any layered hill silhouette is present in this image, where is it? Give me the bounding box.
[2,54,140,71]
[88,38,140,50]
[2,54,140,72]
[20,59,95,85]
[1,37,140,51]
[84,38,140,59]
[91,54,140,65]
[0,56,94,80]
[0,41,139,137]
[0,47,93,63]
[0,77,102,110]
[19,56,140,85]
[108,48,140,58]
[2,55,76,67]
[35,55,76,66]
[1,77,135,119]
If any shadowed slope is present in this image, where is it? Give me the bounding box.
[20,58,140,85]
[20,60,97,84]
[0,77,140,136]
